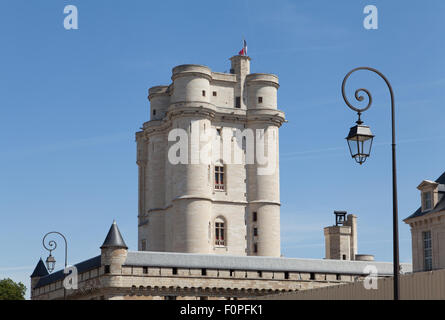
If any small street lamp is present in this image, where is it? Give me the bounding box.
[345,119,374,165]
[341,67,400,300]
[42,231,68,300]
[45,253,56,273]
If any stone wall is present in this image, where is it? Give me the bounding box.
[32,265,365,300]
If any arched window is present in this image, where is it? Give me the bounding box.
[215,217,226,246]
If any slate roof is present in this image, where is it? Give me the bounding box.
[31,258,49,278]
[34,255,101,289]
[405,171,445,221]
[100,221,128,249]
[436,171,445,184]
[124,251,412,276]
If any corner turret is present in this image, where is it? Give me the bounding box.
[30,258,49,291]
[100,221,128,275]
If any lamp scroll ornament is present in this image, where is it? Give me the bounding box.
[340,66,399,300]
[42,231,68,299]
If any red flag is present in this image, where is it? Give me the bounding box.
[238,40,247,56]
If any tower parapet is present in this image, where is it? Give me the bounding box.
[246,73,279,110]
[171,64,212,104]
[148,86,169,121]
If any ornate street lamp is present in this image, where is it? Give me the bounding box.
[43,231,68,299]
[345,119,374,165]
[341,67,400,300]
[45,253,56,273]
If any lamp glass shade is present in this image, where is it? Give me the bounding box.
[346,124,374,165]
[46,254,56,273]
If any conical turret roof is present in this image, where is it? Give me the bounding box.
[100,221,128,249]
[30,258,49,278]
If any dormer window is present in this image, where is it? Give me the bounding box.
[423,191,433,211]
[417,180,438,212]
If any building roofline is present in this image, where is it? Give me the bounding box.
[34,255,101,289]
[32,251,412,290]
[123,251,412,276]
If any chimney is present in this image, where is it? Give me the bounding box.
[324,211,353,260]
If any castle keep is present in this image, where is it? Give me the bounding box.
[30,54,411,300]
[136,55,285,256]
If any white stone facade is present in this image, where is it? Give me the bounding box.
[136,56,285,257]
[404,173,445,272]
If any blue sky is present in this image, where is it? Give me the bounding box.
[1,0,445,297]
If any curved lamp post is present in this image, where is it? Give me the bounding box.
[341,67,400,300]
[42,231,68,300]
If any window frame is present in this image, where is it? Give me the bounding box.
[214,217,226,247]
[423,230,433,271]
[214,165,225,191]
[423,191,433,211]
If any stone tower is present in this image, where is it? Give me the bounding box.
[136,54,285,256]
[101,221,128,275]
[324,212,357,260]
